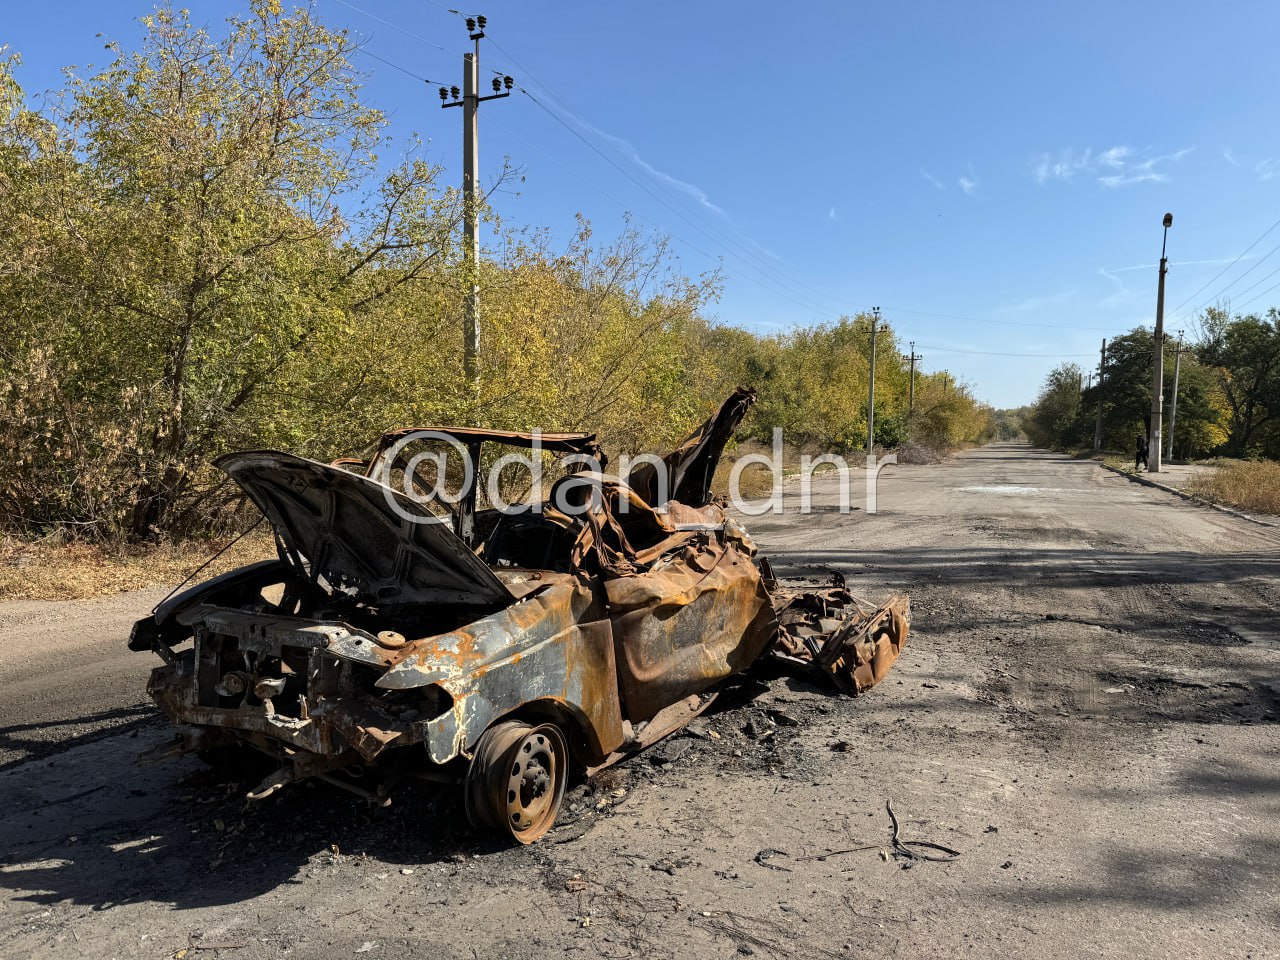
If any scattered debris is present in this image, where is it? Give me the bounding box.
[753,848,792,872]
[885,800,961,863]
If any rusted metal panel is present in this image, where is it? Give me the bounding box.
[626,387,756,508]
[605,537,775,722]
[770,577,911,694]
[377,577,625,764]
[216,450,515,606]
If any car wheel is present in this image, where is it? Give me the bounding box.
[464,720,568,844]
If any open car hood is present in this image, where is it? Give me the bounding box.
[216,451,515,607]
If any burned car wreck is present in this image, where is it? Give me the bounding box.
[131,389,909,843]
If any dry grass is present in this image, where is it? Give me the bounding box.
[0,529,276,602]
[1184,460,1280,516]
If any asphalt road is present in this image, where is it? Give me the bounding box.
[1,443,1277,959]
[0,587,168,771]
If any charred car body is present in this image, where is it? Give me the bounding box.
[132,389,909,843]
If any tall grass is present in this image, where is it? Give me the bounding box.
[1185,460,1280,515]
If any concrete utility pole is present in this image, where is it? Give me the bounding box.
[1166,331,1184,461]
[867,307,879,455]
[1148,212,1173,472]
[1093,338,1106,452]
[440,16,513,384]
[906,341,921,414]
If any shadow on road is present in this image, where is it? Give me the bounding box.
[0,706,157,773]
[0,680,775,913]
[996,751,1280,922]
[0,753,521,911]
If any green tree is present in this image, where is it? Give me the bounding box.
[1023,363,1083,448]
[0,2,467,538]
[1197,307,1280,455]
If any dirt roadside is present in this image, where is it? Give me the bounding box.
[1,443,1277,959]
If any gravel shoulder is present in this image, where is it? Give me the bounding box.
[1,443,1277,959]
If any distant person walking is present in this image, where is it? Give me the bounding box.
[1135,434,1149,471]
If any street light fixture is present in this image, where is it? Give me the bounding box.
[1148,212,1173,472]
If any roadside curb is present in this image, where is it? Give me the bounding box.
[1095,461,1277,528]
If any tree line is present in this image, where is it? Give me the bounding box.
[0,2,992,543]
[1022,307,1280,458]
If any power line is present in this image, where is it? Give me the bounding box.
[517,87,846,317]
[1203,236,1280,299]
[1167,213,1280,316]
[478,34,859,314]
[882,304,1114,333]
[1223,259,1280,304]
[483,116,733,267]
[342,3,1125,347]
[1235,275,1280,311]
[915,344,1095,358]
[1170,235,1280,324]
[352,45,439,84]
[350,0,850,317]
[499,69,1126,335]
[340,7,846,319]
[422,0,467,18]
[330,0,453,53]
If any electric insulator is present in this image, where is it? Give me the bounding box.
[451,85,460,99]
[503,75,513,90]
[492,77,502,92]
[439,87,448,101]
[476,15,487,29]
[466,17,475,31]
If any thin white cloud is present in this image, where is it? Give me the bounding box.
[1097,266,1129,308]
[1033,148,1094,183]
[1104,257,1250,275]
[1098,256,1252,309]
[576,118,725,215]
[1033,145,1192,187]
[958,174,978,195]
[1099,171,1168,188]
[1099,146,1130,169]
[828,206,837,220]
[1221,148,1277,181]
[920,167,945,190]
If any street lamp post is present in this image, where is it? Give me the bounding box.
[1148,213,1173,472]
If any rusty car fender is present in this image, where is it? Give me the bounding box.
[377,578,626,766]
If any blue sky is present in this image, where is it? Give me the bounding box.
[7,0,1280,407]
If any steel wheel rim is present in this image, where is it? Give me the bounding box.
[466,720,568,844]
[505,727,561,835]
